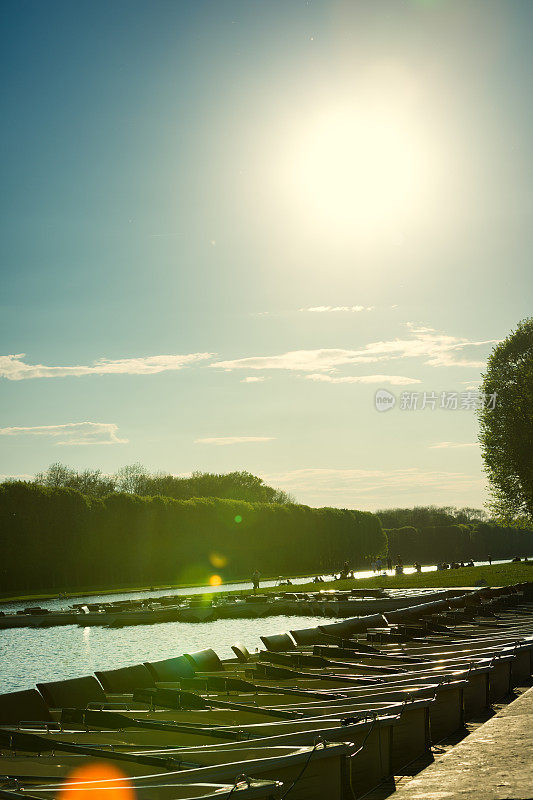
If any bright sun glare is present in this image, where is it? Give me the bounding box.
[283,98,434,240]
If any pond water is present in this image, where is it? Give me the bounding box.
[0,565,443,613]
[0,559,509,693]
[0,614,342,693]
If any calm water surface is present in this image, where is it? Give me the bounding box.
[0,566,444,613]
[0,559,509,693]
[1,614,345,693]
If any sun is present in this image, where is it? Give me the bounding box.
[283,99,433,241]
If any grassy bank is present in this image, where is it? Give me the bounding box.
[0,570,320,605]
[228,562,533,595]
[3,562,531,606]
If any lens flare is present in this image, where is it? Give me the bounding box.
[58,762,135,800]
[209,574,222,586]
[209,551,228,568]
[234,514,242,523]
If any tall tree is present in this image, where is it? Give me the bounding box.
[479,318,533,523]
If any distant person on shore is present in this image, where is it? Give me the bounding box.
[414,561,422,573]
[488,554,492,565]
[376,557,382,572]
[339,561,352,580]
[371,560,377,573]
[251,569,261,593]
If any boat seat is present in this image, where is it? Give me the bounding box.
[37,675,106,709]
[231,642,252,662]
[145,655,196,681]
[0,689,53,723]
[95,664,155,693]
[260,632,296,652]
[384,600,449,624]
[184,648,224,672]
[289,627,333,646]
[319,613,387,637]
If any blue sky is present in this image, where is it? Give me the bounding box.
[1,0,532,509]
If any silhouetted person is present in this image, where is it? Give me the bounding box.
[251,569,261,593]
[488,554,492,565]
[414,561,422,573]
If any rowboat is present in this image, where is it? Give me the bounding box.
[1,583,531,800]
[0,774,283,799]
[0,728,347,800]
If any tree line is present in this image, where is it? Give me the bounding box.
[378,506,533,563]
[1,481,385,596]
[32,463,293,504]
[385,523,533,564]
[376,505,490,530]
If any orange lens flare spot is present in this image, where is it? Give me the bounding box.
[209,574,222,587]
[58,761,135,800]
[209,551,228,568]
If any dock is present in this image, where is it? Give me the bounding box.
[392,684,533,800]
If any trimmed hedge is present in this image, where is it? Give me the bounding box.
[1,482,386,595]
[384,522,533,564]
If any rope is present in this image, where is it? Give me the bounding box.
[347,714,378,800]
[224,773,252,799]
[281,736,325,799]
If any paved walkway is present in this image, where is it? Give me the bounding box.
[392,686,533,800]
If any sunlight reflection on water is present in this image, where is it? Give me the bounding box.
[1,614,340,692]
[0,559,508,693]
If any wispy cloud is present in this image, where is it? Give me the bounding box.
[0,422,128,446]
[299,305,374,313]
[241,376,266,383]
[307,373,420,386]
[261,467,485,509]
[0,353,213,381]
[430,442,479,449]
[212,325,497,373]
[194,436,275,445]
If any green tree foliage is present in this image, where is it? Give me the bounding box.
[33,465,293,505]
[34,463,116,498]
[140,469,294,504]
[383,521,533,564]
[377,506,488,530]
[0,482,384,595]
[479,318,533,523]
